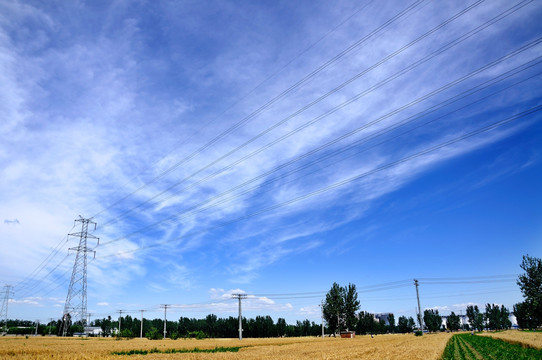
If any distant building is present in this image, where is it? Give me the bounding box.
[340,331,355,338]
[440,314,469,328]
[440,313,517,329]
[83,326,103,336]
[374,313,393,326]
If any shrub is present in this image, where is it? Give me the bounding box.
[145,327,161,340]
[186,330,207,339]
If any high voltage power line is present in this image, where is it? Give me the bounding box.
[75,276,520,319]
[87,0,377,220]
[91,0,429,221]
[97,47,542,249]
[97,0,488,229]
[6,0,540,306]
[6,0,430,298]
[94,0,535,248]
[96,101,542,258]
[13,222,77,293]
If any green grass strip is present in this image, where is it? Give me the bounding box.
[112,346,243,355]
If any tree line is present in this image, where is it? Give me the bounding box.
[321,255,541,334]
[322,282,417,335]
[92,314,323,339]
[3,255,539,337]
[2,314,324,338]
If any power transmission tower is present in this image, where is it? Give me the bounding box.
[1,285,13,333]
[414,279,423,335]
[231,294,247,340]
[61,217,99,336]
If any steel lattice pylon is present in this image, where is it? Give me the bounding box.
[1,285,13,333]
[61,216,99,336]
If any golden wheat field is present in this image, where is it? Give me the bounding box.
[0,333,454,360]
[478,330,542,349]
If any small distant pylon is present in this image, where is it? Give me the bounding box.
[61,216,99,336]
[1,285,13,333]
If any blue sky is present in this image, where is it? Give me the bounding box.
[1,0,541,325]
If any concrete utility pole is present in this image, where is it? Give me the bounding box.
[61,217,99,336]
[140,310,145,338]
[118,310,123,335]
[414,279,423,335]
[86,313,92,336]
[231,294,247,340]
[161,305,170,339]
[1,285,13,333]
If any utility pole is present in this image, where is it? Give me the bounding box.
[118,310,123,336]
[161,305,170,339]
[0,285,13,334]
[61,217,99,336]
[35,320,39,335]
[231,294,247,340]
[140,310,145,338]
[87,313,92,336]
[414,279,423,335]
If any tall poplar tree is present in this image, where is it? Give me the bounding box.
[323,282,345,336]
[323,282,360,335]
[517,254,542,327]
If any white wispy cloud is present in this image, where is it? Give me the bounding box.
[1,0,539,322]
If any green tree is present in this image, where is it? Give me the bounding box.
[344,283,360,331]
[517,254,542,327]
[356,311,376,334]
[205,314,217,337]
[423,309,441,333]
[397,316,412,333]
[276,318,287,337]
[514,301,536,330]
[484,304,511,331]
[146,327,161,340]
[377,318,386,334]
[407,317,416,332]
[466,305,484,332]
[446,312,461,332]
[323,282,360,335]
[388,313,395,333]
[323,282,345,336]
[397,316,407,333]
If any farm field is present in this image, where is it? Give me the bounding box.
[441,333,542,360]
[0,333,453,359]
[478,330,542,349]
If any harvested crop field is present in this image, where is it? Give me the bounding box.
[0,333,453,359]
[478,330,542,349]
